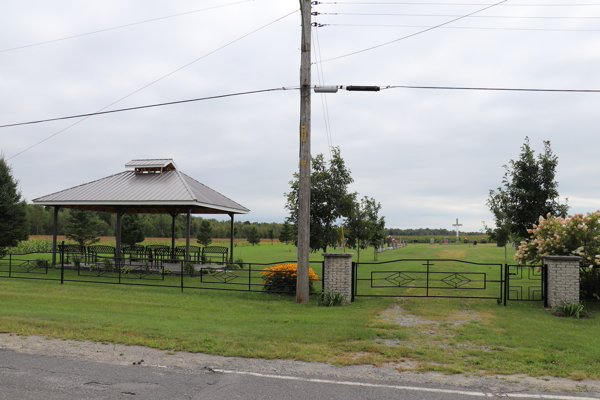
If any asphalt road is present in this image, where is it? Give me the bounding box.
[2,348,599,400]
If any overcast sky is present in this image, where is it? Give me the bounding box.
[2,0,599,232]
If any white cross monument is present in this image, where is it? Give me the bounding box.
[452,218,463,243]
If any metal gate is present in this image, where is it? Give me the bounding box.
[353,259,545,305]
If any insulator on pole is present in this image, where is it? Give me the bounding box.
[314,86,339,93]
[345,85,380,92]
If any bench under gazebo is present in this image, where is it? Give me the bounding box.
[32,159,249,266]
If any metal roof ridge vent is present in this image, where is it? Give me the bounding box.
[125,159,177,174]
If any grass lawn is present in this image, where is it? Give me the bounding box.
[1,242,599,379]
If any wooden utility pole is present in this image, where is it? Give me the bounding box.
[297,0,311,303]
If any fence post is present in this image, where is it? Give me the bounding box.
[322,253,353,304]
[60,241,65,285]
[542,256,582,307]
[8,253,11,278]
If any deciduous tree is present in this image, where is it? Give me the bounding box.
[487,137,568,244]
[285,147,355,253]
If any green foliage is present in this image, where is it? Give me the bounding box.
[102,259,114,272]
[0,156,28,257]
[72,255,81,269]
[487,137,568,242]
[184,262,196,276]
[163,268,172,275]
[552,301,588,319]
[121,213,145,246]
[319,290,347,307]
[196,220,213,247]
[121,266,134,274]
[279,221,293,244]
[268,228,275,244]
[64,209,104,248]
[285,147,355,253]
[247,227,260,246]
[345,197,385,263]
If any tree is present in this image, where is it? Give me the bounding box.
[121,213,145,247]
[63,209,104,249]
[285,147,355,253]
[268,228,275,245]
[487,137,568,245]
[196,220,213,247]
[279,221,293,244]
[345,197,385,264]
[0,156,28,256]
[247,226,260,246]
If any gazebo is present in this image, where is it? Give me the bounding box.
[32,159,249,266]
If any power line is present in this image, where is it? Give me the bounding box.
[315,12,600,19]
[313,24,334,160]
[319,24,600,32]
[0,0,253,53]
[5,8,299,160]
[1,87,299,129]
[315,2,600,5]
[6,83,598,131]
[381,85,600,92]
[318,0,507,63]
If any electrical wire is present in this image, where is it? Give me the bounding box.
[318,0,507,63]
[1,0,253,54]
[313,24,334,160]
[1,87,299,129]
[381,85,600,92]
[5,8,299,160]
[316,12,600,19]
[6,83,599,131]
[315,2,600,5]
[320,24,600,32]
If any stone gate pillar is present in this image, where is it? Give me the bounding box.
[323,253,353,304]
[541,255,582,307]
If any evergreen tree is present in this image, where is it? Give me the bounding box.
[0,156,28,256]
[268,228,275,245]
[279,221,293,244]
[247,226,260,246]
[121,213,145,246]
[63,209,104,248]
[196,220,213,247]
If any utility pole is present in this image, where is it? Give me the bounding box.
[297,0,311,303]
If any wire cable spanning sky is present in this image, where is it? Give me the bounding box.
[2,0,600,232]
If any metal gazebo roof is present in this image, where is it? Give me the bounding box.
[32,159,250,215]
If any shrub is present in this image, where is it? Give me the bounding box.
[164,268,172,275]
[184,262,196,276]
[72,255,81,269]
[262,263,319,294]
[552,301,589,319]
[319,290,347,307]
[121,266,134,274]
[516,211,600,300]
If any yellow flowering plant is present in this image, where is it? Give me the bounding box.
[262,263,319,294]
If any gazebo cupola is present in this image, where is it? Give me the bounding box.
[125,159,177,174]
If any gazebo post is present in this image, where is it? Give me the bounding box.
[170,208,178,256]
[51,206,61,267]
[229,212,235,263]
[185,208,191,262]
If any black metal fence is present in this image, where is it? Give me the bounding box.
[0,250,323,296]
[354,259,547,305]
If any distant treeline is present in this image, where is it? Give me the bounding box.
[25,205,284,240]
[25,204,482,240]
[387,228,481,236]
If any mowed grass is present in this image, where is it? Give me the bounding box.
[1,242,600,379]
